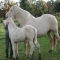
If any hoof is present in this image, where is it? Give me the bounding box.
[22,53,26,57]
[31,57,34,60]
[31,52,34,60]
[28,54,31,58]
[16,57,18,60]
[58,50,60,53]
[6,58,8,60]
[39,53,41,60]
[28,52,34,60]
[13,58,15,60]
[31,58,34,60]
[49,50,52,53]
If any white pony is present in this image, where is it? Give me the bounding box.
[3,17,41,60]
[6,5,60,54]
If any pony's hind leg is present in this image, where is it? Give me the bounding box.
[54,31,60,52]
[47,31,54,53]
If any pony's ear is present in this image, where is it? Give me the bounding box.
[13,5,15,9]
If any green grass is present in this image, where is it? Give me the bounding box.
[0,18,60,60]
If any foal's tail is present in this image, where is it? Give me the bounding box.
[53,35,57,50]
[33,28,37,44]
[33,28,40,47]
[33,28,40,54]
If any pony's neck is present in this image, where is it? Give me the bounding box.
[15,7,35,27]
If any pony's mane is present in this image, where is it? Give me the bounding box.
[14,5,35,24]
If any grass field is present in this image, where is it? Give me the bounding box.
[0,18,60,60]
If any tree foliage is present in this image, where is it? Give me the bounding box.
[54,2,60,13]
[20,0,30,10]
[0,0,60,18]
[0,10,5,18]
[20,0,47,17]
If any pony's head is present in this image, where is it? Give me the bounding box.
[5,5,18,19]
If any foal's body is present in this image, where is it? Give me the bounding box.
[4,18,40,60]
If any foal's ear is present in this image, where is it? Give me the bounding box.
[6,22,9,26]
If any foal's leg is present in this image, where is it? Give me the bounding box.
[29,40,35,60]
[15,43,18,60]
[34,41,41,60]
[47,31,54,53]
[12,42,16,60]
[23,40,27,56]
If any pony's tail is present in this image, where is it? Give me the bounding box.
[53,35,57,50]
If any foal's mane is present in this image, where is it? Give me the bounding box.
[8,18,18,28]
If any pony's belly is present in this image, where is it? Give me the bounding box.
[37,29,49,37]
[37,32,46,37]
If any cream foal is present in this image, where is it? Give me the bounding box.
[3,17,41,60]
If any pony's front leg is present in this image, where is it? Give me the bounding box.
[23,40,27,57]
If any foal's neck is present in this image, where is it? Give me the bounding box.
[8,21,17,30]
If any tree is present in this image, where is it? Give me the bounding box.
[47,1,52,13]
[35,0,48,16]
[0,1,6,18]
[20,0,29,10]
[0,1,4,10]
[20,0,48,17]
[54,2,60,13]
[56,0,60,2]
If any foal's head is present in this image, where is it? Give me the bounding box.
[4,17,13,26]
